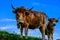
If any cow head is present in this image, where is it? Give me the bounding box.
[11,3,33,24]
[48,18,58,26]
[11,4,27,24]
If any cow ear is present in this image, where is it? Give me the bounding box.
[48,18,51,21]
[25,11,29,16]
[56,20,58,22]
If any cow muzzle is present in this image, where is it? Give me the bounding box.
[17,20,24,24]
[53,24,56,26]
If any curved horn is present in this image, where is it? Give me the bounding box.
[29,7,34,10]
[11,3,15,9]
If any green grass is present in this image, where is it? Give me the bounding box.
[0,30,41,40]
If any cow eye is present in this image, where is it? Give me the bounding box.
[25,12,29,16]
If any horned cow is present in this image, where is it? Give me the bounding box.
[11,4,47,40]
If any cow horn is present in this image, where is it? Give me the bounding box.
[29,7,34,11]
[11,3,15,9]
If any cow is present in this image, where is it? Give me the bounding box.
[40,18,58,40]
[11,4,47,40]
[47,18,58,40]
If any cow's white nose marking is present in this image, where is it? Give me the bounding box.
[53,22,56,24]
[17,20,24,24]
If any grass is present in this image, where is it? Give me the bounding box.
[0,30,42,40]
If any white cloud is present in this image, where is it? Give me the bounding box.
[32,2,40,6]
[32,2,46,7]
[53,33,60,40]
[0,25,17,30]
[0,18,16,22]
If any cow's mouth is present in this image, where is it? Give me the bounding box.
[53,24,56,26]
[17,20,24,24]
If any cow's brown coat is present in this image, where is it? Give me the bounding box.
[12,6,47,40]
[40,18,58,40]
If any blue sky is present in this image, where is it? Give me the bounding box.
[0,0,60,40]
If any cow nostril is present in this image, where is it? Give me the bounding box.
[53,24,56,26]
[19,22,23,24]
[19,20,24,24]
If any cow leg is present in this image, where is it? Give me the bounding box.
[48,34,51,40]
[25,24,29,39]
[42,26,45,40]
[51,34,53,40]
[48,35,50,40]
[39,25,45,40]
[20,25,23,39]
[42,14,46,40]
[39,25,46,40]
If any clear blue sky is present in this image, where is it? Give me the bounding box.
[0,0,60,40]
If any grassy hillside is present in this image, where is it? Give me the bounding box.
[0,30,41,40]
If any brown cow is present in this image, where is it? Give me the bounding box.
[47,18,58,40]
[40,18,58,40]
[11,4,47,40]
